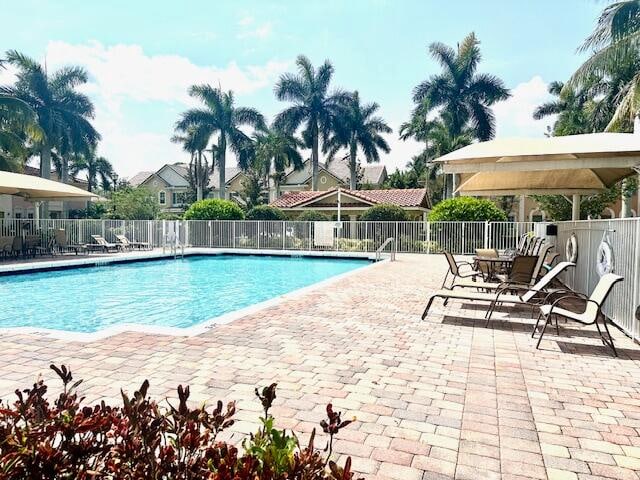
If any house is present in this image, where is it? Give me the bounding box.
[128,156,389,213]
[270,188,431,221]
[0,166,90,219]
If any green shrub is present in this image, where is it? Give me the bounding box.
[158,212,183,220]
[246,205,287,220]
[428,197,507,222]
[297,210,331,221]
[360,204,409,221]
[183,199,245,220]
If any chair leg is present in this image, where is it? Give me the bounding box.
[555,314,560,336]
[536,314,552,349]
[421,296,437,320]
[595,314,618,357]
[531,311,543,338]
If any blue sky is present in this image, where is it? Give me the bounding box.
[0,0,603,177]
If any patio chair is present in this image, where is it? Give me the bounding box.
[454,253,542,291]
[115,234,151,251]
[422,261,575,322]
[441,251,481,289]
[54,229,87,255]
[533,273,623,356]
[474,248,498,281]
[87,234,120,253]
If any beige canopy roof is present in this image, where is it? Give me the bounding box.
[435,133,640,174]
[0,171,99,201]
[456,167,632,196]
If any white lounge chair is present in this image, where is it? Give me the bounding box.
[533,273,623,356]
[422,261,575,323]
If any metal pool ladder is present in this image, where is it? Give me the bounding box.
[375,237,396,262]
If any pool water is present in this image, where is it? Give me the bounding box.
[0,255,370,333]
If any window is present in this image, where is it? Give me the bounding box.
[15,213,22,219]
[172,192,185,206]
[159,191,166,204]
[28,213,34,219]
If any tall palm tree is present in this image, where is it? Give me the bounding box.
[324,91,391,189]
[176,86,265,200]
[251,124,304,198]
[171,124,212,201]
[1,51,99,216]
[533,81,595,135]
[0,94,41,171]
[412,33,510,141]
[274,55,350,190]
[70,152,114,192]
[568,1,640,130]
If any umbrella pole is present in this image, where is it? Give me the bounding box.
[572,194,580,221]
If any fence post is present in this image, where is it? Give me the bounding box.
[426,222,431,254]
[101,220,105,239]
[282,222,286,250]
[484,221,490,249]
[232,221,236,249]
[395,222,399,253]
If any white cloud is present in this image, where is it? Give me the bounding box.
[493,75,554,138]
[35,41,291,177]
[236,16,273,40]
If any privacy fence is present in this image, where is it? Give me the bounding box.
[1,218,638,341]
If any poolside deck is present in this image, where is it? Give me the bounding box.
[1,254,639,479]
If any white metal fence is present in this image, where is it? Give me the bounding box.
[557,219,640,342]
[0,219,536,255]
[2,218,639,340]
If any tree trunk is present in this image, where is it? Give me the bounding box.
[196,151,203,201]
[311,123,319,191]
[61,156,70,219]
[349,140,357,190]
[218,135,226,199]
[40,142,51,219]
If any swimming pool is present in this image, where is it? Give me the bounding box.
[0,255,370,333]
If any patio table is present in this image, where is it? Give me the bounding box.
[473,255,515,280]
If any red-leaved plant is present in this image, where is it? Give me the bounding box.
[0,364,362,479]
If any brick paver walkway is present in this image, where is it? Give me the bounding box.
[1,254,639,479]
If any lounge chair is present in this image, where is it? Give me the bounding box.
[533,273,623,356]
[87,234,120,253]
[115,234,151,251]
[453,253,541,291]
[54,229,87,255]
[440,251,481,289]
[422,261,575,322]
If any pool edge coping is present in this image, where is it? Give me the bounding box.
[0,248,387,342]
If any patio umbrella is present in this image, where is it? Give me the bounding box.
[434,133,640,220]
[0,171,100,201]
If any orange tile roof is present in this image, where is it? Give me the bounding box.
[271,188,428,209]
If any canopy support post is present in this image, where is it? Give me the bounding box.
[572,194,581,221]
[621,179,631,218]
[519,195,526,222]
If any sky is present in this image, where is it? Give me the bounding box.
[0,0,603,178]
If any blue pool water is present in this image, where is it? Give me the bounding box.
[0,255,369,333]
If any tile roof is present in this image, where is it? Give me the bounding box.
[270,188,428,209]
[128,171,153,186]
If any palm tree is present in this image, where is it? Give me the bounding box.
[274,55,350,190]
[568,1,640,130]
[251,124,304,198]
[324,91,391,189]
[533,81,595,135]
[1,51,99,216]
[70,151,114,192]
[0,94,41,171]
[171,124,212,201]
[412,33,510,141]
[176,86,265,200]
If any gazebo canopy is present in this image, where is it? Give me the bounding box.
[0,171,99,201]
[435,133,640,174]
[434,133,640,220]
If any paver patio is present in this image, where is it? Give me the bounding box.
[1,253,639,479]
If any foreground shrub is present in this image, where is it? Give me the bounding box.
[297,210,331,221]
[183,198,245,220]
[0,365,361,479]
[246,205,287,220]
[360,204,408,222]
[428,196,508,222]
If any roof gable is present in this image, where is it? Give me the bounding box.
[271,188,429,209]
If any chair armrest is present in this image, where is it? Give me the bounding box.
[547,292,601,314]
